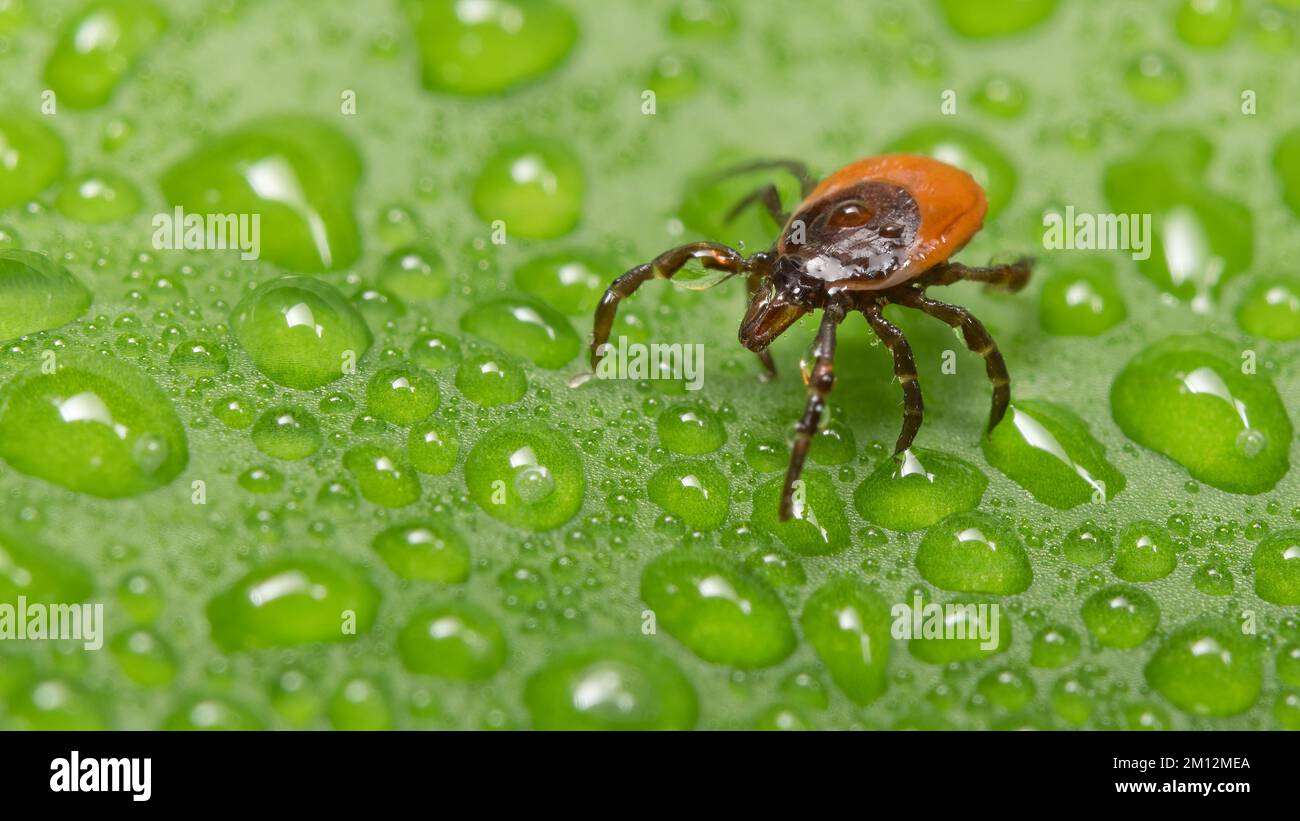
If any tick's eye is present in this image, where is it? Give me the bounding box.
[827,201,873,228]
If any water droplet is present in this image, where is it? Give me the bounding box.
[407,416,458,475]
[411,331,461,369]
[343,443,421,508]
[0,250,90,341]
[207,555,379,650]
[908,596,1011,663]
[647,459,729,531]
[1030,624,1080,668]
[1252,529,1300,604]
[1061,522,1112,566]
[55,171,141,223]
[668,0,738,37]
[524,639,697,730]
[366,364,440,425]
[373,521,469,583]
[398,603,506,680]
[1111,335,1291,493]
[752,470,850,555]
[915,511,1032,594]
[163,696,262,730]
[1038,256,1126,336]
[110,628,177,687]
[800,577,893,705]
[43,0,167,108]
[983,400,1125,509]
[1124,52,1185,104]
[1081,584,1160,648]
[460,296,579,369]
[1174,0,1239,47]
[465,421,584,530]
[0,529,92,603]
[1113,521,1177,582]
[1236,278,1300,340]
[513,249,613,315]
[0,115,66,209]
[251,406,322,460]
[232,276,372,389]
[854,447,987,532]
[472,140,583,239]
[377,243,449,301]
[455,352,527,406]
[329,676,392,730]
[639,549,794,668]
[657,402,725,454]
[161,117,363,271]
[407,0,577,95]
[0,354,187,497]
[169,339,228,377]
[1145,618,1262,717]
[935,0,1058,38]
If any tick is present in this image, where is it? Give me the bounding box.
[581,154,1032,521]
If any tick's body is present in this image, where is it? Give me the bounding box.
[582,154,1031,520]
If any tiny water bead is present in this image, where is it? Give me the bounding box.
[668,0,737,36]
[377,244,450,302]
[647,460,730,531]
[976,667,1035,712]
[110,628,178,687]
[982,399,1125,509]
[0,530,93,603]
[887,124,1017,217]
[853,448,988,532]
[1081,585,1160,649]
[0,355,187,498]
[161,117,363,272]
[43,0,167,108]
[54,171,142,223]
[1030,624,1081,668]
[459,297,579,369]
[0,115,67,209]
[657,403,725,454]
[407,416,459,475]
[343,443,421,508]
[1112,521,1177,582]
[472,140,583,239]
[455,352,528,406]
[1193,559,1234,596]
[163,697,262,731]
[800,577,893,705]
[237,466,283,494]
[513,249,613,315]
[524,639,698,730]
[411,332,461,369]
[251,407,322,460]
[465,421,585,531]
[1104,135,1252,303]
[366,365,440,425]
[206,555,379,651]
[1111,335,1292,494]
[1123,52,1185,105]
[935,0,1058,38]
[971,75,1028,118]
[372,522,470,584]
[213,395,254,429]
[908,597,1011,663]
[1037,258,1127,336]
[1145,619,1262,717]
[329,677,392,731]
[1174,0,1240,47]
[752,470,850,556]
[1061,523,1112,566]
[398,603,507,680]
[1251,529,1300,605]
[646,53,701,103]
[406,0,577,95]
[915,511,1032,595]
[170,340,228,378]
[808,420,855,465]
[232,276,372,390]
[1235,278,1300,340]
[0,250,91,341]
[640,549,794,669]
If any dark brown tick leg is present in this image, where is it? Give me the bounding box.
[747,272,778,380]
[921,258,1033,292]
[897,289,1011,432]
[725,184,788,226]
[708,158,817,198]
[583,242,751,375]
[862,301,923,454]
[780,304,845,521]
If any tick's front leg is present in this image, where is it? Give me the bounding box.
[779,304,845,521]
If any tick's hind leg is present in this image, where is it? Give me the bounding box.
[862,302,923,454]
[708,158,817,198]
[896,290,1010,431]
[582,242,751,376]
[779,305,844,521]
[921,258,1033,292]
[725,184,788,226]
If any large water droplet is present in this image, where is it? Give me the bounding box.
[800,577,893,705]
[915,511,1032,594]
[465,421,584,530]
[854,447,987,531]
[43,0,167,108]
[460,297,579,369]
[0,250,90,341]
[1145,618,1262,717]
